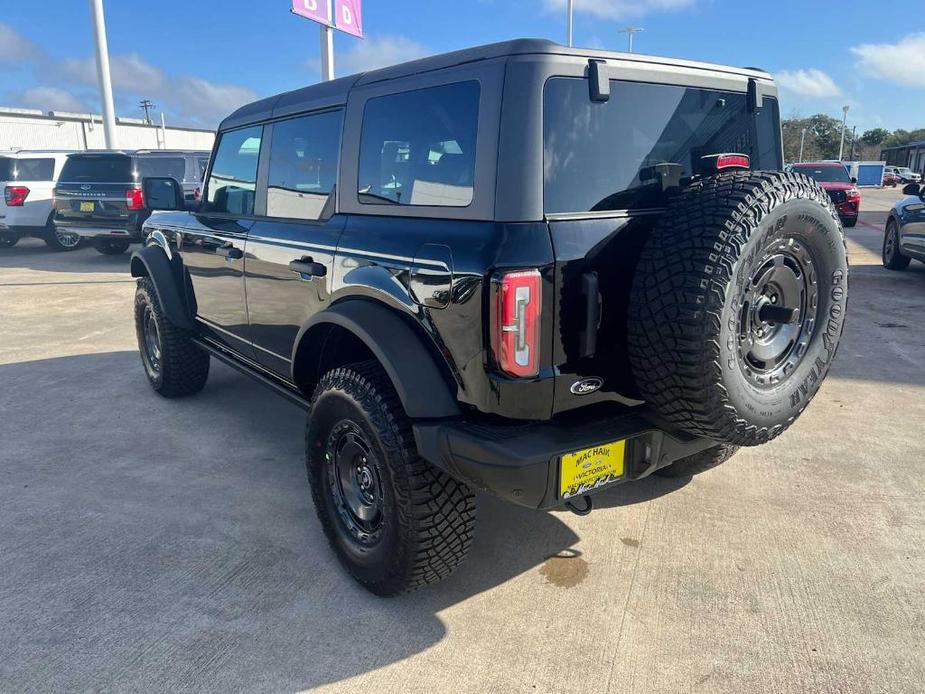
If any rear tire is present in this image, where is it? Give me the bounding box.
[882,220,911,271]
[95,240,130,255]
[655,444,739,478]
[842,217,857,228]
[0,234,20,248]
[134,277,209,397]
[43,221,81,252]
[306,361,475,596]
[628,171,849,447]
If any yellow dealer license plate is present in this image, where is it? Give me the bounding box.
[560,440,626,499]
[80,201,95,212]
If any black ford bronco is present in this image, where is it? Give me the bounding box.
[131,40,848,596]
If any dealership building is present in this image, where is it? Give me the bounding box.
[0,106,214,152]
[881,139,925,176]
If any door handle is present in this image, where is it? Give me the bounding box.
[215,245,243,260]
[289,256,327,279]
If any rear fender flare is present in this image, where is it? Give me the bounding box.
[130,245,194,330]
[292,299,460,419]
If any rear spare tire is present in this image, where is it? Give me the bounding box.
[628,171,848,446]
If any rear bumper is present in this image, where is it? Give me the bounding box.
[59,225,143,242]
[413,408,715,510]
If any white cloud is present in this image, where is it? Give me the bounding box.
[775,68,842,98]
[543,0,694,20]
[59,54,168,93]
[13,87,90,113]
[0,23,39,63]
[336,35,431,75]
[170,77,258,126]
[851,33,925,87]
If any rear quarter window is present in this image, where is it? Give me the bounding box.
[357,81,480,207]
[60,155,133,183]
[3,158,55,181]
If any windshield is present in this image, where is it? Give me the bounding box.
[793,165,850,184]
[60,155,133,183]
[543,78,782,214]
[897,167,912,174]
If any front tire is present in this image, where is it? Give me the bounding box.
[95,239,131,255]
[882,220,911,271]
[0,234,20,248]
[842,216,858,228]
[306,361,475,596]
[134,277,209,397]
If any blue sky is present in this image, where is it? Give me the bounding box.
[0,1,922,133]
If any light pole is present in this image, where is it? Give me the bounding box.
[89,0,117,148]
[566,0,574,47]
[799,127,807,163]
[838,105,850,161]
[320,0,334,81]
[619,27,644,53]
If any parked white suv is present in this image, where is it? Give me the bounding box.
[0,150,81,251]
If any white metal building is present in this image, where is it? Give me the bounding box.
[0,106,215,152]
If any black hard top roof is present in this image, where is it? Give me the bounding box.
[219,38,772,131]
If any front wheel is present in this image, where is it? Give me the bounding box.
[883,220,911,271]
[0,234,20,248]
[306,361,475,596]
[842,217,858,228]
[134,277,209,397]
[95,240,131,255]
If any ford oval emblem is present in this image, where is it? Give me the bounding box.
[570,377,603,396]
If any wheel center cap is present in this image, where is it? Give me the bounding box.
[357,467,373,491]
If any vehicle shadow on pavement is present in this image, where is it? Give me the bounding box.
[0,239,131,276]
[0,351,606,692]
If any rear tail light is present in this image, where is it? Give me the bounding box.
[4,186,29,206]
[699,153,751,173]
[125,187,144,210]
[492,269,542,378]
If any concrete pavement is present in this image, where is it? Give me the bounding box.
[0,187,923,692]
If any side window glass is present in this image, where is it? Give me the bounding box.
[205,125,263,215]
[266,110,343,220]
[358,81,480,207]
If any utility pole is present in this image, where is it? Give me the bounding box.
[838,105,850,161]
[139,99,155,125]
[566,0,574,47]
[799,127,807,163]
[849,125,857,161]
[619,27,644,53]
[89,0,117,148]
[320,0,334,81]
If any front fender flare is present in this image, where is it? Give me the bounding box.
[130,245,194,330]
[293,300,460,419]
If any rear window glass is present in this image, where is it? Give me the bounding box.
[543,79,783,214]
[0,157,55,181]
[137,157,186,181]
[358,81,480,207]
[60,155,133,183]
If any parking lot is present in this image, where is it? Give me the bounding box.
[0,187,923,693]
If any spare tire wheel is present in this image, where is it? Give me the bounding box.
[628,171,848,446]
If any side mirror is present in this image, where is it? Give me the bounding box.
[851,177,857,184]
[902,183,921,196]
[143,177,184,211]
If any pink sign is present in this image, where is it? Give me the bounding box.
[291,0,331,25]
[334,0,363,38]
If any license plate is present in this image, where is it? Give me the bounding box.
[560,440,626,499]
[79,201,95,212]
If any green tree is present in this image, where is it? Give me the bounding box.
[862,128,890,146]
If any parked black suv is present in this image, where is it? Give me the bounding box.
[54,150,208,255]
[131,40,848,596]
